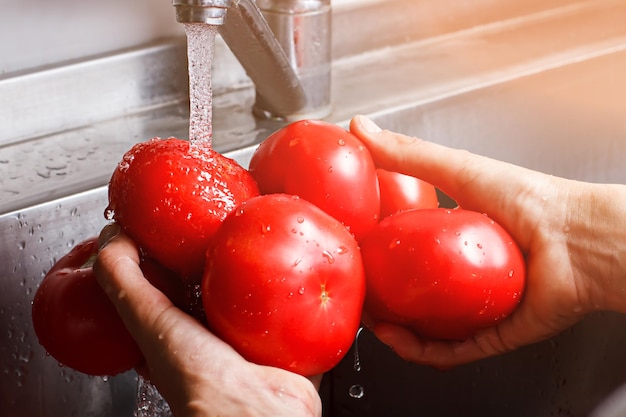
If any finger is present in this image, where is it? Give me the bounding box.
[350,115,525,199]
[349,115,552,248]
[93,231,245,359]
[93,232,176,344]
[98,222,122,249]
[372,323,502,369]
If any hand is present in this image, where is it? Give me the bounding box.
[93,224,322,417]
[350,115,626,369]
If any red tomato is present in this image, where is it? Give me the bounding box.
[202,194,365,376]
[377,168,439,219]
[32,237,143,376]
[360,208,526,341]
[248,120,380,240]
[107,137,259,283]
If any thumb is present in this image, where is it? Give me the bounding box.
[349,115,551,244]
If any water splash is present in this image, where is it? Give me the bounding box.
[134,376,172,417]
[184,23,217,146]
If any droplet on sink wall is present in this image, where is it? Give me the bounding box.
[349,384,365,399]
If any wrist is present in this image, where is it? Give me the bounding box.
[567,183,626,314]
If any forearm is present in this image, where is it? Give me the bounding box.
[567,182,626,314]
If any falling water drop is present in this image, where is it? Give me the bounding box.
[346,326,366,399]
[348,384,365,399]
[353,326,364,372]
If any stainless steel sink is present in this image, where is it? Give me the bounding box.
[2,0,626,416]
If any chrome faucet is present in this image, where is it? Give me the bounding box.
[172,0,332,121]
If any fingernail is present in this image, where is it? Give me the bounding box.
[358,115,382,133]
[98,223,121,249]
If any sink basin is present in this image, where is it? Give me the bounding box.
[325,44,626,417]
[2,1,626,416]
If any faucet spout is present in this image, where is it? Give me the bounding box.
[173,0,229,25]
[173,0,332,121]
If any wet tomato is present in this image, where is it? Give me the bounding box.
[360,208,525,341]
[32,237,203,375]
[32,237,143,376]
[107,137,259,283]
[202,194,365,376]
[248,120,380,240]
[377,168,439,219]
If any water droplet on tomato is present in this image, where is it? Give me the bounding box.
[298,287,305,295]
[293,258,302,267]
[261,223,271,234]
[328,166,334,173]
[337,246,349,255]
[388,238,401,249]
[289,138,301,147]
[297,216,304,223]
[338,138,346,146]
[508,270,515,278]
[477,243,483,249]
[104,207,115,220]
[322,250,335,264]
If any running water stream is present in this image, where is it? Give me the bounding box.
[134,23,218,416]
[185,23,217,146]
